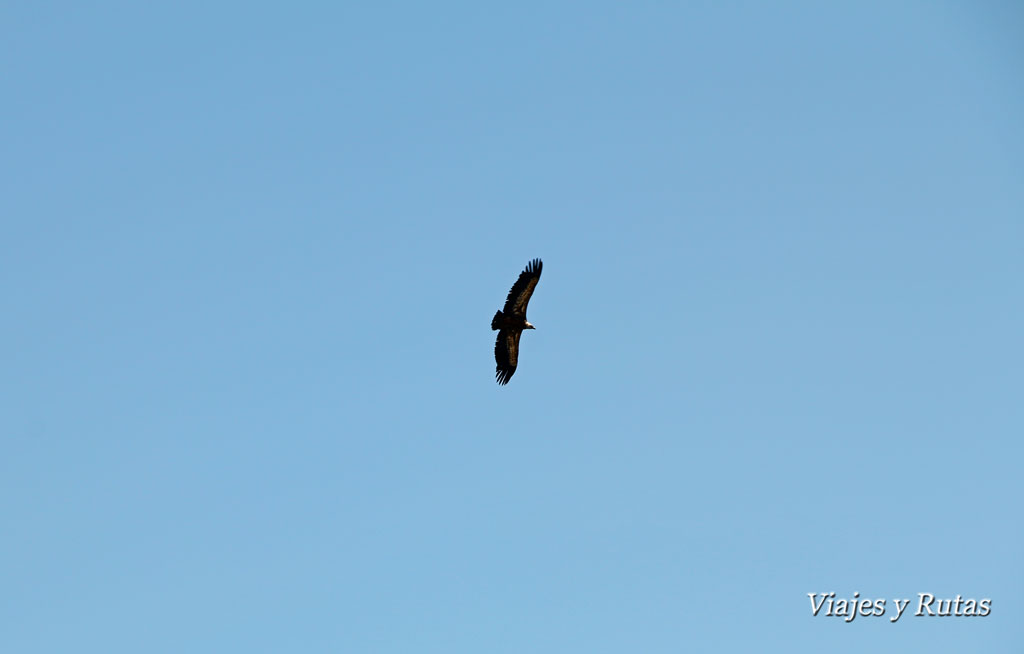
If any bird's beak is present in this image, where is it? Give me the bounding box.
[525,322,536,330]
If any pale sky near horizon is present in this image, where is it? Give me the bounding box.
[3,2,1023,652]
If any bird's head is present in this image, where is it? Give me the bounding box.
[524,321,536,330]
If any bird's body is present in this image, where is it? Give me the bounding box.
[490,312,534,332]
[491,258,542,385]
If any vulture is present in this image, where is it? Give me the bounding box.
[491,258,543,385]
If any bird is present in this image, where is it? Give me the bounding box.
[491,258,543,385]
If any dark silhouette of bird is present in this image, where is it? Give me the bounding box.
[491,258,542,385]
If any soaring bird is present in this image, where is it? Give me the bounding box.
[491,258,542,385]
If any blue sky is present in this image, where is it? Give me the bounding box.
[2,2,1022,652]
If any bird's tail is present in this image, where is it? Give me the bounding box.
[491,311,503,330]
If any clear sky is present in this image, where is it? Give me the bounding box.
[2,2,1022,652]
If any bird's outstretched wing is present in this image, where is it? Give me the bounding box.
[494,329,521,385]
[502,258,542,318]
